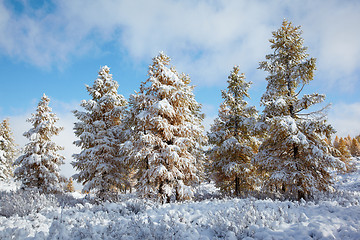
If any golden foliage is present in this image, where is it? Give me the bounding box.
[65,177,75,192]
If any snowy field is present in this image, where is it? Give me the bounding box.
[1,159,359,240]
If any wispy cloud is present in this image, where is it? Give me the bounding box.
[328,102,360,137]
[0,0,359,91]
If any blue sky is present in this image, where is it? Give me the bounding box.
[1,0,360,178]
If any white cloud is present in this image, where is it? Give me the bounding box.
[288,0,360,92]
[202,103,218,133]
[0,0,359,91]
[328,102,360,137]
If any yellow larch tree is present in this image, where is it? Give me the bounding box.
[254,20,343,200]
[119,52,207,203]
[207,66,260,197]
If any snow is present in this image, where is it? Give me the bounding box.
[0,178,20,192]
[1,161,360,239]
[152,98,175,118]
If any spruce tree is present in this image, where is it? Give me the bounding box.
[72,66,128,196]
[0,119,17,180]
[120,52,206,202]
[14,94,65,193]
[255,20,343,200]
[207,66,259,196]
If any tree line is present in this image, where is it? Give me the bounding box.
[0,20,355,201]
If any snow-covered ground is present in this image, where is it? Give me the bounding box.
[1,159,360,240]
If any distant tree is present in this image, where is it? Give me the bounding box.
[14,94,65,193]
[337,138,351,158]
[207,66,260,196]
[333,136,340,149]
[345,135,352,145]
[350,138,360,157]
[0,119,17,180]
[336,137,354,172]
[72,66,128,196]
[120,52,207,202]
[254,20,343,200]
[65,177,75,192]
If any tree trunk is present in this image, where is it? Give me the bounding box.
[158,181,164,204]
[294,144,299,159]
[235,175,240,196]
[175,188,179,202]
[297,178,305,200]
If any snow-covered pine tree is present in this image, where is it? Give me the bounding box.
[14,94,65,193]
[72,66,128,196]
[0,119,17,180]
[255,20,343,200]
[120,52,206,202]
[207,66,259,196]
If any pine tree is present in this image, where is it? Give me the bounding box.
[255,20,343,200]
[120,52,206,202]
[14,94,65,193]
[0,119,17,180]
[72,66,128,196]
[207,66,259,196]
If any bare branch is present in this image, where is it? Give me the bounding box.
[297,103,332,120]
[295,83,305,97]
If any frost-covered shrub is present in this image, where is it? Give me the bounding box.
[55,193,85,208]
[124,198,153,214]
[193,182,223,201]
[82,191,122,205]
[0,189,58,217]
[48,220,72,240]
